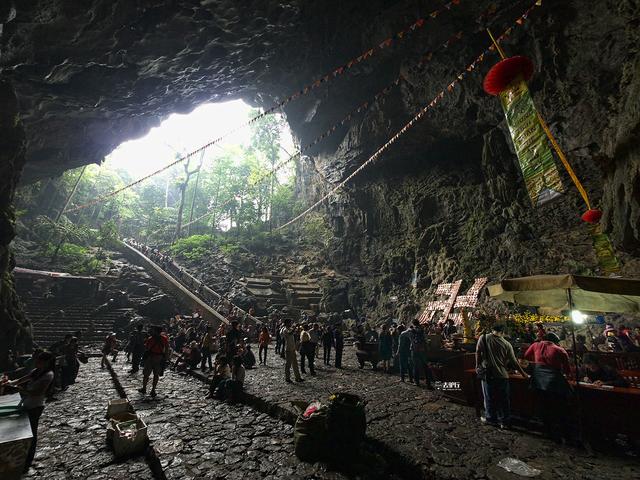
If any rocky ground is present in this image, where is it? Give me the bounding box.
[23,359,153,480]
[193,348,640,480]
[16,349,640,480]
[110,360,357,480]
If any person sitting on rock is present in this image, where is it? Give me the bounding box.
[242,340,256,369]
[206,355,231,399]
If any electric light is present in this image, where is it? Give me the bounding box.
[571,310,586,324]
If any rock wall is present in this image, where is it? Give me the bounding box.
[0,80,30,369]
[292,0,640,315]
[1,0,639,326]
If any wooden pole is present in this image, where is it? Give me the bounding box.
[55,165,86,222]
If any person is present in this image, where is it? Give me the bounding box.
[378,324,393,373]
[442,318,457,339]
[281,319,303,383]
[206,355,231,399]
[579,353,629,387]
[524,332,573,441]
[200,328,214,371]
[186,341,202,370]
[232,355,246,384]
[309,323,321,359]
[275,320,284,357]
[129,324,146,374]
[6,351,55,472]
[365,326,378,343]
[62,336,80,387]
[397,324,413,383]
[242,342,256,369]
[139,325,170,397]
[534,322,546,341]
[617,325,640,352]
[258,326,271,365]
[334,326,344,369]
[574,334,588,358]
[101,333,118,369]
[226,321,241,358]
[322,325,333,366]
[604,325,622,351]
[476,324,528,429]
[410,319,433,389]
[299,324,316,376]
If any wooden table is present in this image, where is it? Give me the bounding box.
[464,369,640,440]
[0,394,33,480]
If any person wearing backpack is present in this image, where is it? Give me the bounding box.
[139,325,170,397]
[410,319,434,389]
[476,323,528,428]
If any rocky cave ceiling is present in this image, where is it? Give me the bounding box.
[1,0,640,275]
[0,0,617,180]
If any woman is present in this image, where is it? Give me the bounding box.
[258,326,271,365]
[7,351,55,472]
[378,324,393,373]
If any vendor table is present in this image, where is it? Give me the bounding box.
[465,370,640,440]
[0,394,33,480]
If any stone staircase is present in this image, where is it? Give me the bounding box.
[283,278,322,310]
[22,296,131,348]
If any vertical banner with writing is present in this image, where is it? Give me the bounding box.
[590,224,621,274]
[499,79,564,206]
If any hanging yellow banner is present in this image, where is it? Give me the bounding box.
[499,80,564,206]
[590,224,620,274]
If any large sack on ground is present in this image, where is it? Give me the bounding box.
[327,392,366,454]
[294,403,329,462]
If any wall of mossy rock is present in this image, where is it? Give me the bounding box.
[0,80,30,369]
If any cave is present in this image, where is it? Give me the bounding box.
[1,0,640,478]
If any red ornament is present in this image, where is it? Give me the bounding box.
[483,56,534,95]
[581,209,602,224]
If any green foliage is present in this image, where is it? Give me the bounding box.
[302,212,332,247]
[97,220,120,249]
[170,234,213,262]
[45,243,103,274]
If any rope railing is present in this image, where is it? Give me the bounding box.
[276,0,544,231]
[64,0,465,215]
[160,1,516,236]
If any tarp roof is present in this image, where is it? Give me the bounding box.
[487,274,640,314]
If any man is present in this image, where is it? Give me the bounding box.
[397,324,413,383]
[281,319,303,383]
[299,325,316,376]
[476,324,528,428]
[334,326,344,369]
[322,325,333,366]
[410,319,433,389]
[226,321,241,358]
[139,325,170,397]
[200,328,214,371]
[579,353,629,387]
[524,332,572,440]
[129,324,146,374]
[309,323,321,359]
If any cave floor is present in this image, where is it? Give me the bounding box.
[22,353,640,480]
[198,349,640,480]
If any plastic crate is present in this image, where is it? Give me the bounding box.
[112,415,148,459]
[106,399,133,419]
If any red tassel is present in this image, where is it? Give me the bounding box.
[483,56,534,95]
[581,209,603,224]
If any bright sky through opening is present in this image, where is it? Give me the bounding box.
[105,100,294,178]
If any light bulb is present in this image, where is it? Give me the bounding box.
[571,310,585,324]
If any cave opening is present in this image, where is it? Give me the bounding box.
[1,0,640,478]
